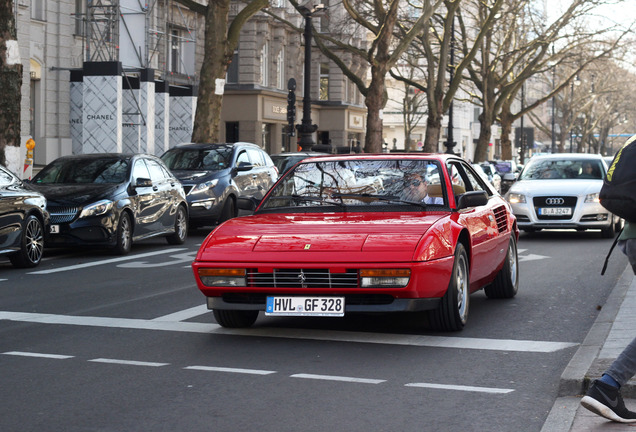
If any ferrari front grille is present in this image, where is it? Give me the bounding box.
[247,268,359,288]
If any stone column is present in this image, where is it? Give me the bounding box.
[82,61,122,153]
[69,69,83,154]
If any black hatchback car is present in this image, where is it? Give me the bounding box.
[161,142,278,228]
[0,164,48,267]
[29,153,188,254]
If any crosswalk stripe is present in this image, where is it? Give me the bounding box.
[0,310,577,352]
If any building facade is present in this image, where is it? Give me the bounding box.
[9,0,367,177]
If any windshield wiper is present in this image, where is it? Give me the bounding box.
[268,194,347,208]
[330,193,428,209]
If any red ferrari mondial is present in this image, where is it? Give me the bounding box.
[192,154,519,331]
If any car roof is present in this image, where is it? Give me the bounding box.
[173,142,261,150]
[527,153,604,161]
[271,152,330,157]
[290,153,459,163]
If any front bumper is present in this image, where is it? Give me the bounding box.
[510,198,612,231]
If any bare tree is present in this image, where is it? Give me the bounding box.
[173,0,268,143]
[0,0,22,168]
[280,0,444,154]
[390,0,504,153]
[463,0,631,162]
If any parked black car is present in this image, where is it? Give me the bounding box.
[161,142,278,228]
[0,164,48,267]
[29,153,188,255]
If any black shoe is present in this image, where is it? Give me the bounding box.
[581,379,636,423]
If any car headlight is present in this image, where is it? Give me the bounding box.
[192,179,219,193]
[79,199,114,218]
[507,193,526,204]
[360,269,410,288]
[198,268,246,287]
[585,193,600,203]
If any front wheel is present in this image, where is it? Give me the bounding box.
[113,212,132,255]
[10,215,44,268]
[485,235,519,299]
[429,243,470,331]
[213,309,258,328]
[167,205,188,245]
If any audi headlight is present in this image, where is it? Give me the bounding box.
[192,179,219,193]
[360,269,410,288]
[79,199,114,218]
[198,268,246,287]
[585,193,600,203]
[507,193,526,204]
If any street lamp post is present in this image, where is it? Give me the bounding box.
[569,75,581,152]
[297,4,326,152]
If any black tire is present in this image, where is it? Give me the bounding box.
[167,205,188,245]
[485,235,519,299]
[601,221,615,239]
[9,215,44,268]
[113,212,132,255]
[429,243,470,331]
[213,309,258,328]
[218,197,236,224]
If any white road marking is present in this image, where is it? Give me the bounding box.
[152,305,209,322]
[519,253,550,262]
[405,382,514,394]
[184,366,276,375]
[88,358,169,367]
[2,351,73,359]
[28,248,187,274]
[0,311,578,353]
[291,373,385,384]
[117,251,197,269]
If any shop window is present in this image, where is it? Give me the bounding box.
[226,122,239,143]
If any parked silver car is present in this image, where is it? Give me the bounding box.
[505,154,622,237]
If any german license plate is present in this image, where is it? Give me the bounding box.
[265,296,345,317]
[50,224,60,234]
[538,207,571,216]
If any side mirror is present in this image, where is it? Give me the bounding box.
[134,177,153,188]
[235,163,254,172]
[237,196,260,211]
[457,191,488,209]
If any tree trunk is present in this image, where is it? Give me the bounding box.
[191,2,231,143]
[474,111,493,163]
[499,102,514,160]
[0,0,22,168]
[423,97,442,153]
[363,68,387,154]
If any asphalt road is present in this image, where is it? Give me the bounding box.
[0,228,628,431]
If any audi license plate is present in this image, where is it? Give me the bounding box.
[266,296,345,317]
[538,207,572,216]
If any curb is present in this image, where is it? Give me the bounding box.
[557,265,635,398]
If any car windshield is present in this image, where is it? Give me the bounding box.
[518,158,605,180]
[162,147,232,171]
[33,157,130,184]
[260,159,445,211]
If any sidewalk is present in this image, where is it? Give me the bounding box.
[542,266,636,431]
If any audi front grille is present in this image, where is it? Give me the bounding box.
[533,196,577,220]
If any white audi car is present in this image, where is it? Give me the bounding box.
[505,154,622,238]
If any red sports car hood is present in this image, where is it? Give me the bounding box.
[196,212,447,263]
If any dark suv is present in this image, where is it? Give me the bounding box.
[161,142,278,228]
